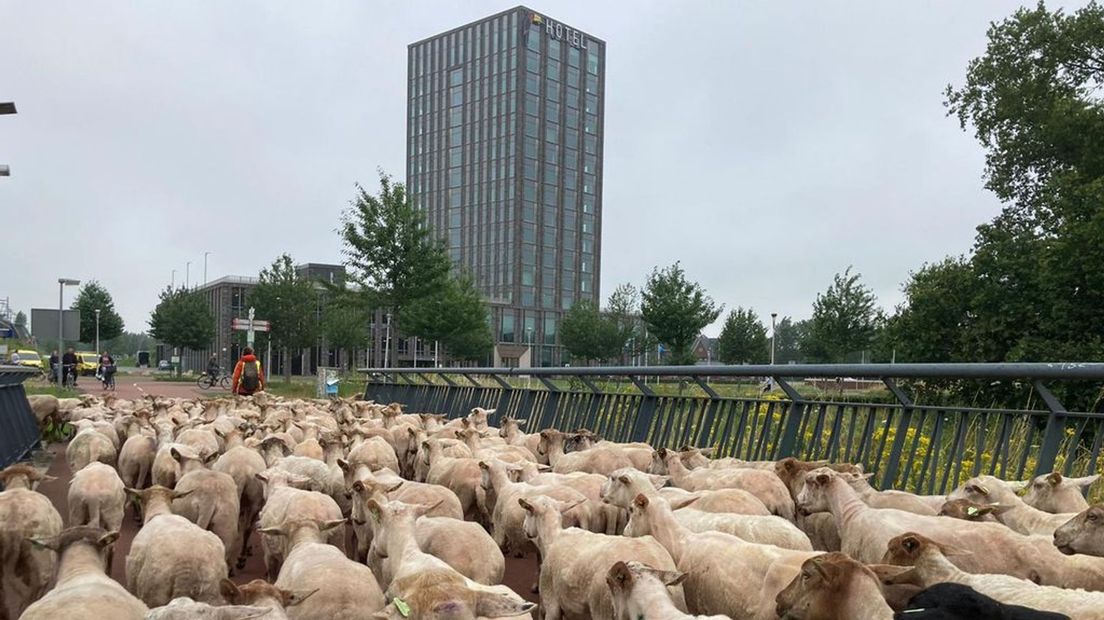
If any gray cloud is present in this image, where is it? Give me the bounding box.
[0,1,1044,336]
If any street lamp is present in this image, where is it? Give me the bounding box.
[526,327,534,389]
[186,261,191,289]
[94,309,101,354]
[57,278,80,385]
[770,312,778,365]
[1,102,15,178]
[171,269,176,289]
[203,251,211,285]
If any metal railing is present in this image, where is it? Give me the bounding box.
[0,366,43,468]
[362,363,1104,495]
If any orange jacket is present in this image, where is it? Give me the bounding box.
[231,354,264,394]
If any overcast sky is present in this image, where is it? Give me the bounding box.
[0,1,1058,336]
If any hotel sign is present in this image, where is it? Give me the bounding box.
[531,13,589,50]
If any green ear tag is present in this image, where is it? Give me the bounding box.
[394,598,411,617]
[966,506,978,516]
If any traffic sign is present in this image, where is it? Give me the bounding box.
[231,307,270,346]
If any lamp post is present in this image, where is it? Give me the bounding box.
[770,312,778,365]
[171,269,176,289]
[526,327,534,390]
[0,102,15,178]
[186,261,191,289]
[203,252,211,285]
[57,278,80,385]
[94,309,101,354]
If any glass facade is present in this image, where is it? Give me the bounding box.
[407,7,605,366]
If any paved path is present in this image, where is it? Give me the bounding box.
[79,377,216,400]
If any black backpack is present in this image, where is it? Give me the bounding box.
[241,361,260,391]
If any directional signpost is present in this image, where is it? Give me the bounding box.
[231,307,269,348]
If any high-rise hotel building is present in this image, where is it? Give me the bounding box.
[406,6,605,367]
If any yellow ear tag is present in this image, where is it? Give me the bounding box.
[394,598,411,617]
[966,506,978,516]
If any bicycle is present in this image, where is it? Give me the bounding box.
[196,371,231,390]
[99,365,117,391]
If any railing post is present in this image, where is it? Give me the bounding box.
[1033,380,1067,476]
[439,373,460,417]
[629,376,658,444]
[490,375,514,428]
[880,378,914,489]
[578,375,606,432]
[692,376,721,447]
[537,377,562,430]
[775,377,806,459]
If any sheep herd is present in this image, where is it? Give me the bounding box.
[3,392,1104,619]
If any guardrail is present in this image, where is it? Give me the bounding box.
[362,364,1104,495]
[0,366,43,468]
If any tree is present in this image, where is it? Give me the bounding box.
[888,257,976,363]
[400,270,494,363]
[933,1,1104,368]
[13,311,26,327]
[250,254,319,382]
[321,296,371,370]
[560,300,620,364]
[72,281,124,345]
[148,287,214,375]
[717,307,769,365]
[772,317,806,364]
[606,283,642,363]
[803,267,879,363]
[640,263,722,365]
[339,172,451,366]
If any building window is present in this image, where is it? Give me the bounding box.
[501,313,515,342]
[562,293,574,310]
[450,87,463,107]
[522,288,536,307]
[543,315,557,344]
[542,289,555,310]
[587,48,599,74]
[526,71,540,95]
[450,68,464,86]
[567,46,580,68]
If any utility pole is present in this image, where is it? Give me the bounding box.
[186,261,191,289]
[94,309,101,354]
[203,252,211,285]
[770,312,778,365]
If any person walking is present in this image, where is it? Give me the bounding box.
[231,347,264,396]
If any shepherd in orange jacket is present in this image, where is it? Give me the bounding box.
[231,347,265,395]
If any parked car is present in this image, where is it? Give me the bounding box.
[10,350,43,369]
[77,352,99,376]
[157,359,171,371]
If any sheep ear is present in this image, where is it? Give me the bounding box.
[1071,474,1100,488]
[284,588,319,606]
[337,459,351,472]
[204,451,220,464]
[606,561,633,590]
[558,497,587,513]
[98,531,120,548]
[171,489,195,500]
[319,518,347,533]
[474,590,537,618]
[667,495,701,510]
[220,578,242,601]
[815,473,830,485]
[258,526,285,537]
[28,536,58,551]
[255,472,270,483]
[1047,472,1064,486]
[617,474,631,485]
[39,474,57,483]
[170,447,183,461]
[867,564,919,586]
[859,472,875,481]
[653,568,687,586]
[413,499,444,518]
[633,493,649,508]
[1006,480,1030,492]
[351,480,367,494]
[366,499,384,519]
[518,498,535,512]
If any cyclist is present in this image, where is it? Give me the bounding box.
[61,348,79,387]
[48,350,59,383]
[98,351,116,390]
[206,354,220,383]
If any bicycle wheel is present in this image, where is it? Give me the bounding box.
[219,375,231,389]
[196,375,211,389]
